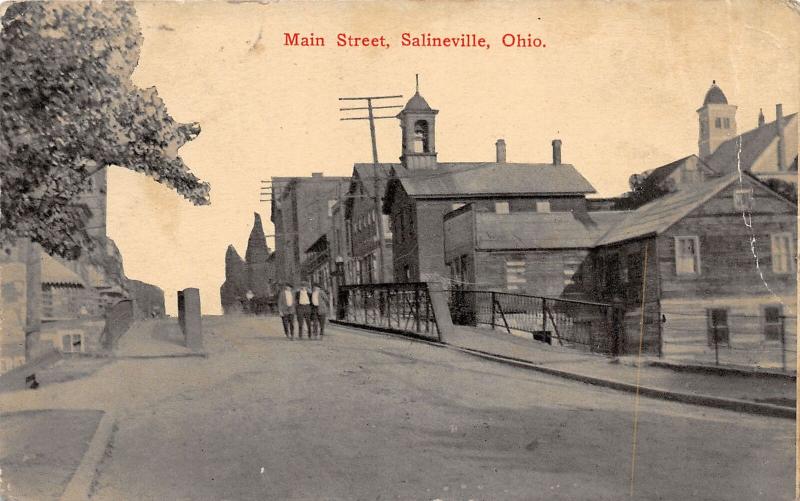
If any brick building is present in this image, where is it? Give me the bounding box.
[343,164,393,284]
[382,88,596,285]
[270,173,350,284]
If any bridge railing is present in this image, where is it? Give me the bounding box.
[448,289,623,355]
[335,283,441,341]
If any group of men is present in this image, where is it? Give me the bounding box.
[277,283,330,340]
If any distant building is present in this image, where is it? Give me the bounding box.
[343,164,393,284]
[617,82,797,209]
[270,174,349,284]
[382,88,597,285]
[220,213,275,314]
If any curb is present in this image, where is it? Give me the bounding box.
[330,322,795,420]
[60,410,116,501]
[646,360,796,381]
[115,352,208,360]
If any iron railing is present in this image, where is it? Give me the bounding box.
[336,283,440,340]
[448,289,623,355]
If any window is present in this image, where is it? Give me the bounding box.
[327,200,336,217]
[771,233,794,273]
[706,309,729,346]
[413,120,429,153]
[403,265,410,282]
[62,333,83,353]
[763,306,784,341]
[495,202,510,214]
[451,203,466,211]
[715,117,722,128]
[563,260,580,286]
[382,214,392,238]
[626,251,643,300]
[675,236,700,275]
[505,259,526,291]
[723,118,731,128]
[733,188,754,211]
[536,201,551,213]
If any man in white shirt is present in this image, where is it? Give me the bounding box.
[295,283,313,339]
[277,283,296,339]
[311,284,330,339]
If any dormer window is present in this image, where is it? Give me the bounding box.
[413,120,429,153]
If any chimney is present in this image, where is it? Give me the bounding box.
[552,139,562,165]
[758,108,765,128]
[495,139,506,163]
[311,172,323,178]
[776,104,786,171]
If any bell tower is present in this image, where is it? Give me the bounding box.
[698,80,737,158]
[398,75,438,170]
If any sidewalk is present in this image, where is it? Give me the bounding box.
[115,318,202,358]
[442,325,795,417]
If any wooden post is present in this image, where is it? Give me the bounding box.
[490,291,496,329]
[414,288,421,332]
[780,316,786,372]
[713,326,719,366]
[542,298,547,334]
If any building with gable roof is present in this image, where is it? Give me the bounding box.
[383,87,597,285]
[615,82,797,210]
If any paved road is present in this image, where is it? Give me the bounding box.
[47,317,795,499]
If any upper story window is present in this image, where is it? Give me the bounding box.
[733,188,754,211]
[495,202,510,214]
[413,120,429,153]
[536,201,551,213]
[771,233,795,274]
[328,200,336,217]
[715,117,722,128]
[723,118,731,128]
[675,236,700,275]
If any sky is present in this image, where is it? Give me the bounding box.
[106,0,799,315]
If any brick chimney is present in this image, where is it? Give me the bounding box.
[776,104,786,171]
[552,139,562,165]
[495,139,506,163]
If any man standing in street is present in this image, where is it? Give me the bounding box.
[295,282,313,339]
[278,283,295,339]
[311,284,330,339]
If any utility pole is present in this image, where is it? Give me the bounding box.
[339,93,403,283]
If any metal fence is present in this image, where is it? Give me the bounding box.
[661,312,797,372]
[336,283,440,340]
[449,289,622,355]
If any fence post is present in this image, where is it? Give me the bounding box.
[490,291,496,329]
[541,298,547,334]
[780,315,786,372]
[414,287,421,332]
[713,326,719,366]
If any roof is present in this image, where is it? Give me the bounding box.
[392,162,597,199]
[41,254,87,287]
[596,171,748,246]
[703,83,728,106]
[352,163,394,197]
[473,211,629,250]
[402,91,432,112]
[705,113,798,174]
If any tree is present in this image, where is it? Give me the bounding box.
[0,2,210,259]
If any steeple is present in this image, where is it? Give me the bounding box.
[398,75,438,169]
[697,80,737,158]
[758,108,765,127]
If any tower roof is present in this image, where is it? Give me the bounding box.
[403,91,432,112]
[703,81,728,106]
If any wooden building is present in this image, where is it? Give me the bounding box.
[593,171,796,364]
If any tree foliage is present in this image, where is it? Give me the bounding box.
[0,1,210,258]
